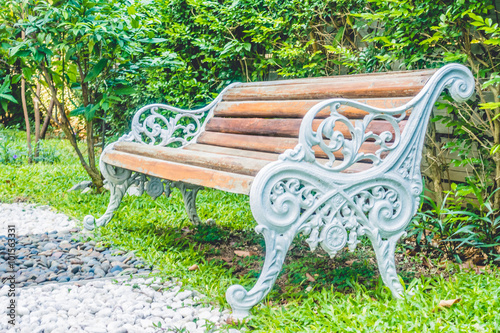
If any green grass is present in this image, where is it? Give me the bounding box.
[1,129,500,332]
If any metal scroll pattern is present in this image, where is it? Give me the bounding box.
[281,104,405,172]
[281,64,476,173]
[266,177,409,257]
[226,173,413,318]
[119,83,240,147]
[83,153,203,230]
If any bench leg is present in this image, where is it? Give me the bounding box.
[226,225,294,320]
[366,229,405,298]
[172,182,202,225]
[83,164,138,231]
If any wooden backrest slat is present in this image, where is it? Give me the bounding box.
[237,69,436,88]
[213,97,413,119]
[205,117,406,140]
[223,73,433,101]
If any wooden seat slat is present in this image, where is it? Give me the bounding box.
[113,142,270,176]
[102,150,255,195]
[205,117,407,139]
[213,98,413,119]
[183,144,280,161]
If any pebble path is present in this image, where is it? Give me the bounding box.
[0,203,235,332]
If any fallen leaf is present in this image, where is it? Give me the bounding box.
[188,264,199,271]
[234,250,251,257]
[422,256,433,268]
[345,260,355,265]
[306,273,316,282]
[460,260,474,271]
[438,298,461,307]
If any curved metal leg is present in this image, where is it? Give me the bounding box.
[226,225,294,320]
[365,229,405,298]
[172,182,202,225]
[83,164,141,231]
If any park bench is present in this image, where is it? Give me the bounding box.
[84,63,474,319]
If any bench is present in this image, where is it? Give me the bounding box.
[84,63,474,319]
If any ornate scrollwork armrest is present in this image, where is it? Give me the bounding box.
[119,82,240,147]
[281,63,475,173]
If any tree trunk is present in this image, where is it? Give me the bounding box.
[21,77,32,164]
[34,81,41,158]
[40,97,55,139]
[41,63,104,190]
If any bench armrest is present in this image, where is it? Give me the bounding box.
[282,63,474,173]
[119,83,240,147]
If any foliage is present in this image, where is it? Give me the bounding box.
[408,183,500,263]
[0,75,18,112]
[348,0,500,210]
[106,0,366,135]
[0,126,60,164]
[1,0,165,188]
[0,126,24,164]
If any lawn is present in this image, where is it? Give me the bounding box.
[1,129,499,332]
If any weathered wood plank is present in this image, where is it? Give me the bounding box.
[113,141,270,176]
[184,144,281,161]
[183,143,375,174]
[197,132,383,158]
[223,75,432,101]
[205,117,407,139]
[214,98,413,119]
[238,69,436,88]
[102,150,254,195]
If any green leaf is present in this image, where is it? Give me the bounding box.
[0,100,7,112]
[479,102,500,110]
[468,13,484,23]
[138,38,167,43]
[38,46,53,56]
[65,48,76,62]
[0,94,18,104]
[491,144,500,155]
[69,106,85,117]
[484,39,500,45]
[22,67,32,81]
[84,104,99,121]
[114,86,136,95]
[83,58,108,83]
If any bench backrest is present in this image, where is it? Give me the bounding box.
[197,69,437,160]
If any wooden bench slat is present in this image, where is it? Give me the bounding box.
[223,74,433,101]
[205,117,407,139]
[113,142,270,176]
[183,144,373,174]
[102,150,254,195]
[197,132,384,158]
[113,142,373,177]
[184,144,280,161]
[214,98,413,119]
[238,69,436,88]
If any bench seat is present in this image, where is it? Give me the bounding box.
[104,142,373,195]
